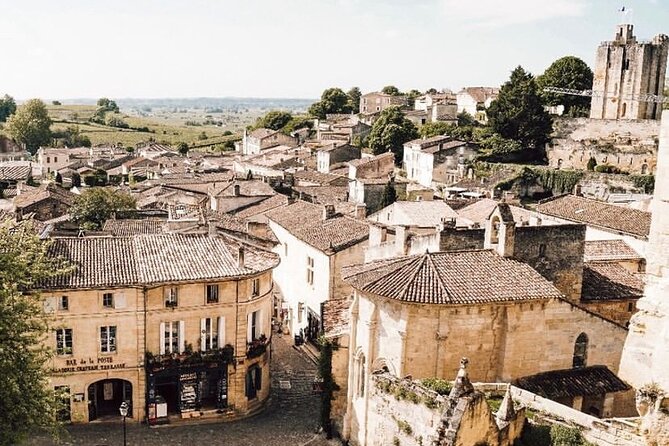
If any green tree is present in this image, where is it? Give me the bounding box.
[381,85,401,96]
[537,56,594,117]
[70,188,136,229]
[176,141,189,155]
[0,94,17,122]
[420,121,453,138]
[104,114,128,129]
[487,66,552,156]
[381,181,398,207]
[457,111,477,127]
[368,106,419,165]
[96,98,119,113]
[318,338,339,439]
[405,89,422,108]
[0,221,70,445]
[51,100,61,106]
[254,111,293,131]
[52,125,91,148]
[308,88,353,119]
[5,99,52,154]
[586,157,597,171]
[347,87,362,112]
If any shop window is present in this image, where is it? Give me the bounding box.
[251,278,260,297]
[306,256,314,285]
[572,332,588,368]
[245,365,262,400]
[56,328,73,355]
[58,295,69,311]
[100,326,117,353]
[165,287,178,308]
[102,293,114,308]
[206,284,219,304]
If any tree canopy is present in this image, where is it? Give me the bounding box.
[0,222,70,445]
[254,110,293,131]
[368,106,419,165]
[381,85,401,96]
[0,94,17,123]
[96,97,119,113]
[4,99,52,154]
[487,66,552,158]
[537,56,593,117]
[346,87,362,112]
[70,188,136,229]
[308,88,353,119]
[52,125,91,148]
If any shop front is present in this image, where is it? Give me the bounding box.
[146,348,233,422]
[87,379,133,421]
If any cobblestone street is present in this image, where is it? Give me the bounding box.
[29,335,338,446]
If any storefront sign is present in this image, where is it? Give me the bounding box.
[52,356,128,374]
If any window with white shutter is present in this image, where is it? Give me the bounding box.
[217,316,225,348]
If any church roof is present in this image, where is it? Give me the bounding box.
[583,240,642,262]
[514,366,630,399]
[581,262,644,301]
[342,250,563,305]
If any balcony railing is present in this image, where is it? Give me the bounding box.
[146,345,234,372]
[246,335,270,359]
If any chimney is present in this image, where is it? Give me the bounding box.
[233,184,241,196]
[355,204,366,220]
[208,221,217,237]
[238,246,245,268]
[323,204,335,220]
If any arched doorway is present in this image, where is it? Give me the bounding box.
[87,379,132,421]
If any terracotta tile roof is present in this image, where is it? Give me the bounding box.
[293,170,348,186]
[459,87,500,103]
[292,186,349,204]
[210,180,276,197]
[368,201,458,227]
[405,135,452,149]
[42,234,279,289]
[0,162,31,181]
[234,194,289,219]
[266,200,369,253]
[581,262,644,301]
[457,199,535,226]
[583,240,642,262]
[102,219,166,236]
[423,140,467,154]
[323,296,352,338]
[537,195,651,239]
[343,250,563,304]
[14,183,76,209]
[249,128,279,139]
[514,366,630,399]
[348,152,394,168]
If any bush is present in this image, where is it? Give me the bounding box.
[420,378,452,395]
[550,424,593,446]
[586,157,597,171]
[594,164,622,174]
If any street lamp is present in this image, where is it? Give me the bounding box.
[119,401,129,446]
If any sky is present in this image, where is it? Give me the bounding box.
[0,0,668,100]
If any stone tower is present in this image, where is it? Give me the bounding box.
[619,109,669,400]
[590,24,669,120]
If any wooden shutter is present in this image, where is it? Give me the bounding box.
[200,318,207,352]
[217,316,225,348]
[247,313,253,343]
[114,293,126,309]
[159,322,165,355]
[178,320,185,354]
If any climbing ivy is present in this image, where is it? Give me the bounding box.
[630,174,655,194]
[318,337,339,439]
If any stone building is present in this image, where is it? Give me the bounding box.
[316,141,361,174]
[359,92,407,114]
[402,136,477,187]
[240,128,298,156]
[266,201,369,342]
[13,182,76,222]
[456,87,499,122]
[590,24,669,120]
[619,110,669,445]
[41,234,278,424]
[348,153,408,214]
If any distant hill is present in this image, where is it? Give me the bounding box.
[50,97,315,112]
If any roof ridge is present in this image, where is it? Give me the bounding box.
[353,256,419,293]
[425,252,453,303]
[398,254,431,302]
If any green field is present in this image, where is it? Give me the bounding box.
[47,104,248,148]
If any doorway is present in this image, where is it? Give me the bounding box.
[87,379,132,421]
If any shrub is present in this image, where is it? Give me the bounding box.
[420,378,452,395]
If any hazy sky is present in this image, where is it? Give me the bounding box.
[1,0,667,99]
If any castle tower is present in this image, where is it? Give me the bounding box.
[590,24,669,120]
[619,109,669,398]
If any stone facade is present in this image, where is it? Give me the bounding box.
[359,92,407,114]
[547,117,659,174]
[590,24,669,121]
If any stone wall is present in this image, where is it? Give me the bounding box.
[547,117,659,174]
[513,224,586,301]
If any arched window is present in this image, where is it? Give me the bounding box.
[621,102,627,117]
[641,163,648,175]
[573,333,588,368]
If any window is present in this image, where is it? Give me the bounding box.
[356,353,366,397]
[47,156,50,163]
[54,156,58,163]
[161,321,183,354]
[628,302,635,312]
[58,295,69,311]
[206,284,219,304]
[538,244,547,257]
[306,256,314,286]
[56,328,73,355]
[100,326,117,353]
[251,278,260,297]
[572,333,588,368]
[246,365,262,399]
[201,316,225,351]
[165,287,178,307]
[250,310,259,341]
[102,293,114,308]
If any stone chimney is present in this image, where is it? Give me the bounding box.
[208,221,217,238]
[355,204,366,220]
[394,226,409,255]
[238,246,245,268]
[323,204,335,220]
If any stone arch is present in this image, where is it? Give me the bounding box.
[622,102,627,117]
[86,378,133,421]
[372,357,396,376]
[572,332,588,369]
[490,216,500,244]
[354,349,367,398]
